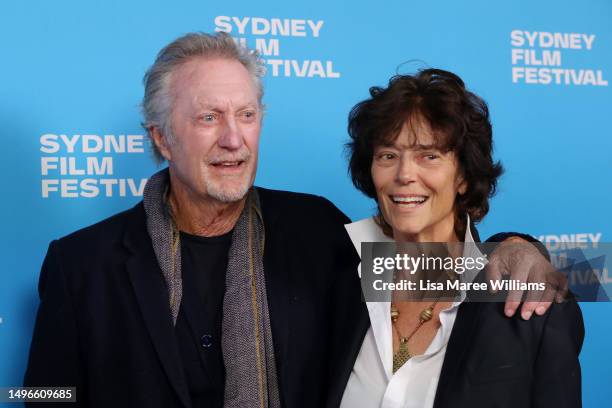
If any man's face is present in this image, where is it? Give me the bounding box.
[156,57,262,203]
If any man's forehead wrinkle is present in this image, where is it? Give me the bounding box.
[191,95,257,113]
[171,59,259,113]
[192,95,226,111]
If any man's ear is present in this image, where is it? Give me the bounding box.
[150,127,172,161]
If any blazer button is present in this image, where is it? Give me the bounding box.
[201,334,213,348]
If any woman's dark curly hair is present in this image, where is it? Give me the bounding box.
[347,68,503,237]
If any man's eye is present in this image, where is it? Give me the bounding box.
[242,111,256,119]
[202,113,217,122]
[424,153,440,160]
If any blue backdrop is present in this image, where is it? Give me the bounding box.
[1,1,611,406]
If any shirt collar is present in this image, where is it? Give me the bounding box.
[344,214,486,290]
[345,214,478,252]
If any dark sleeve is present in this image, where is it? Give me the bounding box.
[532,299,584,407]
[23,240,83,407]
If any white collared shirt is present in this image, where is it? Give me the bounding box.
[340,217,484,408]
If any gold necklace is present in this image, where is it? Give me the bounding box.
[391,301,438,373]
[390,248,459,373]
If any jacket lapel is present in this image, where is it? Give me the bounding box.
[433,222,482,408]
[433,302,480,408]
[326,305,370,408]
[258,189,292,406]
[123,203,192,408]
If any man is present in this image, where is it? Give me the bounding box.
[24,32,562,408]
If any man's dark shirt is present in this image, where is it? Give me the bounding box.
[175,230,232,407]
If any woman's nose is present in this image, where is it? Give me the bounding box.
[396,156,417,185]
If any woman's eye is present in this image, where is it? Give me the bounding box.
[376,153,396,161]
[424,153,440,160]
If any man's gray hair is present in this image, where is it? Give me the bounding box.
[141,32,266,163]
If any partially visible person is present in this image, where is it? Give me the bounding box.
[338,69,583,408]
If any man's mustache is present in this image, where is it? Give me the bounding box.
[207,150,251,164]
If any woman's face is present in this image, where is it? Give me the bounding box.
[371,118,466,242]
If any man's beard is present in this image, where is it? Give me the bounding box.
[203,150,254,203]
[204,174,252,203]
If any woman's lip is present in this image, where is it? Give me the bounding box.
[388,195,429,209]
[389,195,429,202]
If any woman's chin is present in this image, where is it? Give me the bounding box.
[391,226,424,241]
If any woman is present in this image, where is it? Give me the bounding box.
[339,69,583,408]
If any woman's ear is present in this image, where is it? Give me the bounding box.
[458,180,467,195]
[457,174,467,195]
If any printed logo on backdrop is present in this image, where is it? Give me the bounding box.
[214,16,340,79]
[538,231,602,250]
[510,30,608,86]
[40,134,148,198]
[538,232,611,287]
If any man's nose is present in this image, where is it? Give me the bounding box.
[217,115,244,150]
[396,156,417,185]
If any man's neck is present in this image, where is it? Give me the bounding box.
[168,183,246,237]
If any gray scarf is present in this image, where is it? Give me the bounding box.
[143,168,281,408]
